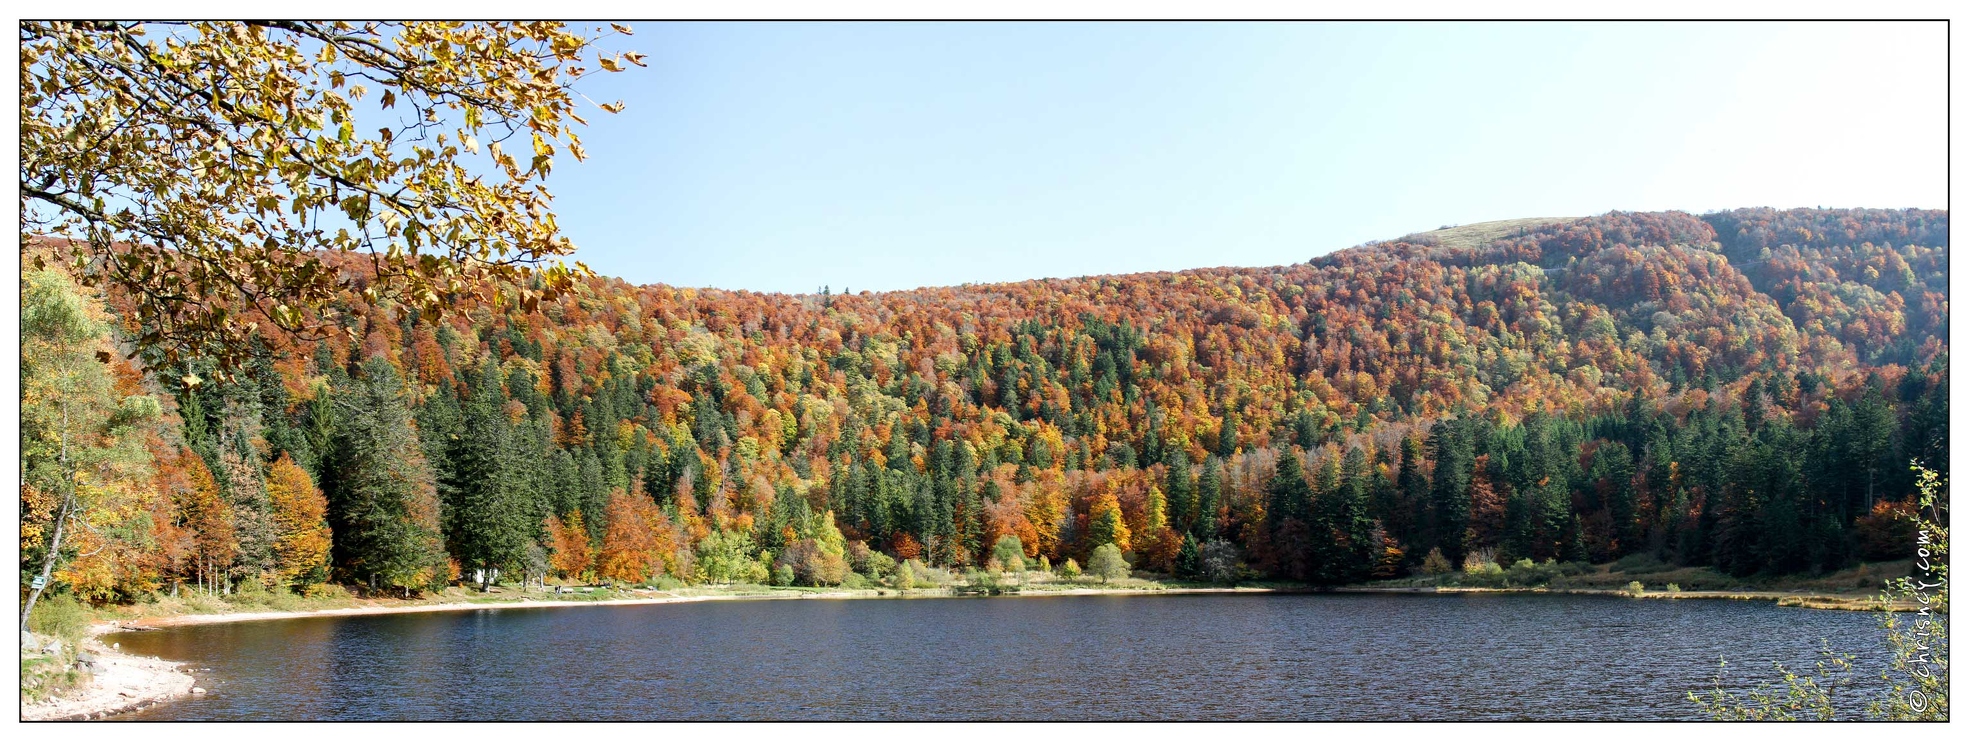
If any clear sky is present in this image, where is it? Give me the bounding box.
[545,21,1947,294]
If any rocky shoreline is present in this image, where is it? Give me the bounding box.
[20,625,198,721]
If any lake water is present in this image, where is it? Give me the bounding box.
[115,592,1891,721]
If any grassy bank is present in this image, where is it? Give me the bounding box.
[1350,558,1921,611]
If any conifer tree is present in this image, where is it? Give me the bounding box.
[446,361,538,590]
[326,358,448,593]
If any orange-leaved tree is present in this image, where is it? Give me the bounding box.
[267,453,331,592]
[546,510,594,583]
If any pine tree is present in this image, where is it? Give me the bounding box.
[1195,459,1223,539]
[446,361,538,590]
[1175,534,1202,578]
[1163,450,1196,534]
[1427,418,1474,565]
[326,358,448,594]
[1395,436,1429,548]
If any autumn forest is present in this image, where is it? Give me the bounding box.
[19,207,1949,603]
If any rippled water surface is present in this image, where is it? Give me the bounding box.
[117,592,1888,720]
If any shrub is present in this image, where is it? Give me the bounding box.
[650,574,687,591]
[859,549,897,581]
[1462,547,1498,574]
[1057,558,1083,580]
[1501,558,1565,587]
[1853,500,1919,561]
[1089,544,1130,583]
[1666,583,1683,594]
[903,559,952,588]
[27,593,90,645]
[1199,539,1243,585]
[992,535,1026,574]
[1420,548,1453,576]
[1626,580,1647,597]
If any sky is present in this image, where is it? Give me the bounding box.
[542,21,1947,294]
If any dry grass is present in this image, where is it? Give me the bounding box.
[1567,559,1915,595]
[1397,216,1579,251]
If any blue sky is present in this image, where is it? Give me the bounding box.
[545,21,1946,294]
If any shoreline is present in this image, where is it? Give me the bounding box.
[21,625,197,721]
[111,584,1277,630]
[33,581,1901,720]
[1334,585,1914,611]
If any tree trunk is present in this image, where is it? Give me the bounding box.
[19,402,75,634]
[19,491,74,633]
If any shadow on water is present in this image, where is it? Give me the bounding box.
[115,592,1889,721]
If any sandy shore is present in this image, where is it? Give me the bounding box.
[117,584,1273,630]
[21,626,197,721]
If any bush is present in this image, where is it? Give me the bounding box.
[1420,548,1453,576]
[1057,558,1083,580]
[27,593,90,645]
[1853,500,1919,561]
[1501,558,1565,587]
[903,559,952,588]
[650,574,687,591]
[1199,539,1243,585]
[859,549,897,581]
[1666,583,1682,594]
[1625,580,1647,597]
[1089,544,1130,582]
[992,535,1026,574]
[1462,547,1498,574]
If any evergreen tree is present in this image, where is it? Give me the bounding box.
[1163,450,1196,534]
[1195,459,1223,539]
[325,358,448,593]
[445,361,538,590]
[1267,451,1316,580]
[1427,418,1474,565]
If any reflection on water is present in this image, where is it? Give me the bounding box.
[118,592,1888,720]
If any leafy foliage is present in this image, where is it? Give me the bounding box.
[20,21,643,369]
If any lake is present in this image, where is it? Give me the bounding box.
[115,592,1890,721]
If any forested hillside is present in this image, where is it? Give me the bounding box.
[20,207,1948,600]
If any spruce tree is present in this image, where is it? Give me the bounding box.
[326,358,448,593]
[446,361,537,590]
